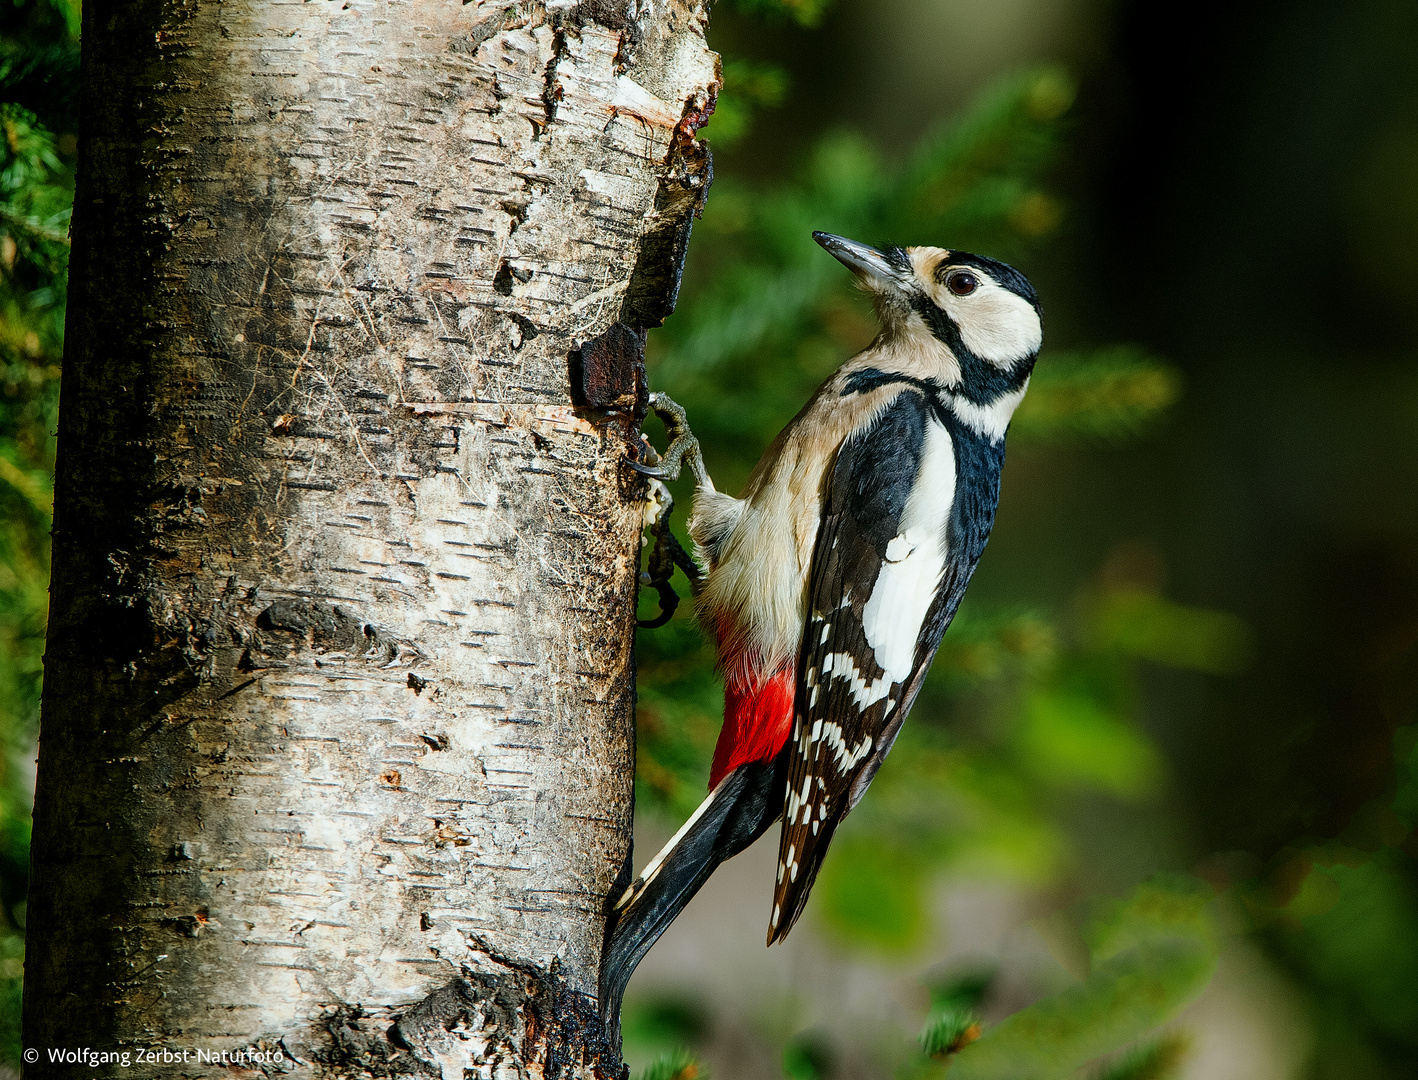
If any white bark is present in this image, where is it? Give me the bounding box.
[26,0,715,1075]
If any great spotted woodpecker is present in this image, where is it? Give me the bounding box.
[600,232,1042,1020]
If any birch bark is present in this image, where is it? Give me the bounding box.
[24,0,715,1075]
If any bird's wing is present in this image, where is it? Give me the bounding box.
[768,386,993,944]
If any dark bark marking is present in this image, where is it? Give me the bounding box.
[618,89,716,329]
[249,600,429,668]
[493,259,534,295]
[569,322,648,421]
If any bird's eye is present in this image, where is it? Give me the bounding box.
[946,270,979,296]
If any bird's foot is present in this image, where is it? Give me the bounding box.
[625,392,710,488]
[628,394,708,626]
[637,477,703,627]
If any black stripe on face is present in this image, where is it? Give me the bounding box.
[908,295,1036,407]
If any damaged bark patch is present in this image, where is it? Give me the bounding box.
[618,95,715,329]
[569,323,648,421]
[451,2,517,54]
[247,600,427,668]
[318,1007,424,1078]
[392,972,626,1080]
[306,966,625,1080]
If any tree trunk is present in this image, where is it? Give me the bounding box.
[24,0,714,1075]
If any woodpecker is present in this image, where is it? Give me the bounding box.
[600,232,1042,1020]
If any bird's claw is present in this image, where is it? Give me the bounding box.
[625,457,670,479]
[630,393,707,626]
[636,481,703,626]
[625,391,709,488]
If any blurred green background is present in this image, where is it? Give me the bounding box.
[0,0,1415,1077]
[625,1,1418,1078]
[0,0,73,1066]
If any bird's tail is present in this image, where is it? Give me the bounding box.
[599,751,787,1027]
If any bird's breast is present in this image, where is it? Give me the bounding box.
[693,380,903,679]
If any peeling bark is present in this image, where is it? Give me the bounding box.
[24,0,715,1075]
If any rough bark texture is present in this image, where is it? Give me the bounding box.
[25,0,715,1075]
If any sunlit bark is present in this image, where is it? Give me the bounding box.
[25,0,715,1074]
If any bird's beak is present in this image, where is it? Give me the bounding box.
[813,232,911,293]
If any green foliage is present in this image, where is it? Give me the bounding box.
[936,876,1214,1080]
[657,67,1079,400]
[707,60,790,147]
[1085,588,1253,676]
[633,615,724,820]
[0,0,75,1058]
[919,1010,981,1058]
[726,0,833,28]
[1088,1033,1192,1080]
[918,970,990,1058]
[814,834,928,951]
[1285,856,1418,1040]
[0,932,18,1064]
[781,1030,833,1080]
[621,996,711,1080]
[622,996,710,1049]
[894,881,1212,1080]
[1016,680,1164,801]
[0,100,66,836]
[1244,722,1418,1071]
[1010,348,1181,443]
[634,1047,706,1080]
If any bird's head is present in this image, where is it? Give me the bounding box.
[814,232,1042,405]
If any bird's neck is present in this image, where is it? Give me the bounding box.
[862,318,963,387]
[841,338,1034,445]
[943,379,1030,443]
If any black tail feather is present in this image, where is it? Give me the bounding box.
[598,751,787,1028]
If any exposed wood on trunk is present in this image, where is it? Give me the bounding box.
[24,0,715,1074]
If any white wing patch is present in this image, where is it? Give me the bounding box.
[861,418,956,682]
[884,534,916,562]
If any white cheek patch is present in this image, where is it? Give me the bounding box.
[945,279,1042,366]
[861,418,955,682]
